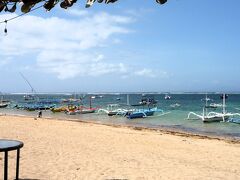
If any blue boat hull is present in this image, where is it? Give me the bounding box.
[127,111,154,119]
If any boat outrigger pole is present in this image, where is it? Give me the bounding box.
[19,72,37,94]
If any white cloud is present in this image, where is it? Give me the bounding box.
[0,12,168,80]
[0,12,132,53]
[125,8,155,18]
[134,68,169,78]
[68,9,89,17]
[0,57,11,67]
[36,51,129,79]
[134,68,157,78]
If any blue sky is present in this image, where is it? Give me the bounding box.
[0,0,240,93]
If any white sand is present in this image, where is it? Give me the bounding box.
[0,115,240,180]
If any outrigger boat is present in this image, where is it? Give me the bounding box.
[0,103,8,108]
[51,106,69,113]
[66,96,98,115]
[0,94,10,108]
[127,95,169,119]
[98,104,130,116]
[131,97,158,107]
[15,103,55,111]
[66,106,98,115]
[187,94,240,123]
[126,107,169,119]
[164,95,171,100]
[66,107,97,115]
[126,108,156,119]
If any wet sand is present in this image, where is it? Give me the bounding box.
[0,115,240,180]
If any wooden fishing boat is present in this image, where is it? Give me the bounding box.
[187,94,240,123]
[0,103,8,108]
[126,107,158,119]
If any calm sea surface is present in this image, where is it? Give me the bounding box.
[1,93,240,140]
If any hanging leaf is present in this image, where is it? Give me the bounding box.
[105,0,118,4]
[8,3,17,13]
[0,0,168,14]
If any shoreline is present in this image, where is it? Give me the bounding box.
[1,112,240,144]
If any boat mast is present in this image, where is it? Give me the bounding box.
[204,93,208,116]
[19,72,37,94]
[19,72,39,101]
[222,93,226,114]
[89,96,92,109]
[127,94,130,106]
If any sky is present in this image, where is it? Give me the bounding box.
[0,0,240,93]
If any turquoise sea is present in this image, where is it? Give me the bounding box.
[1,93,240,140]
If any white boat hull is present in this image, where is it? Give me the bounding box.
[203,115,230,123]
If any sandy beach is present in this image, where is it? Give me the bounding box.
[0,115,240,180]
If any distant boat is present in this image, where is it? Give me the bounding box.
[0,94,9,108]
[164,94,171,100]
[208,103,222,108]
[91,95,103,99]
[24,94,35,101]
[61,98,81,103]
[61,93,83,103]
[131,97,158,107]
[200,94,222,109]
[170,103,181,109]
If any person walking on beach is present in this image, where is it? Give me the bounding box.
[38,110,42,118]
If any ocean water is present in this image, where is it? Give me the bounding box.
[1,93,240,140]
